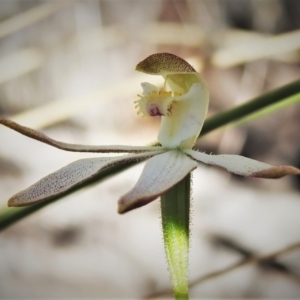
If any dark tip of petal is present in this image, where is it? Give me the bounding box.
[251,165,300,179]
[118,195,159,214]
[8,196,20,207]
[8,195,43,207]
[8,197,22,207]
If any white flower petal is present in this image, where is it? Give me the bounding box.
[158,81,209,149]
[118,150,197,214]
[8,151,163,207]
[185,149,300,178]
[0,118,162,153]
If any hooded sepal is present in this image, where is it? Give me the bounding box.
[136,53,196,76]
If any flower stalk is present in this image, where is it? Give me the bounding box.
[161,172,191,300]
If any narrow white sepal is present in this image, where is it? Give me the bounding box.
[118,150,197,213]
[8,151,163,207]
[185,149,272,176]
[0,118,162,153]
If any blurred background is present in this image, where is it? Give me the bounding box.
[0,0,300,298]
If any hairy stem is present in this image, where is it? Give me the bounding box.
[161,173,191,300]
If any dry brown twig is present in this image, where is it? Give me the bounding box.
[143,241,300,299]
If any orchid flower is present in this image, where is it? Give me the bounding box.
[1,53,299,300]
[0,53,299,213]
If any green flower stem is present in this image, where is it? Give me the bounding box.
[0,79,299,231]
[161,173,191,300]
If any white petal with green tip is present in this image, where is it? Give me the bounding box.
[118,150,197,213]
[8,151,163,207]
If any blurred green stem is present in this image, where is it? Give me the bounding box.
[231,92,300,127]
[0,79,299,231]
[201,79,300,135]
